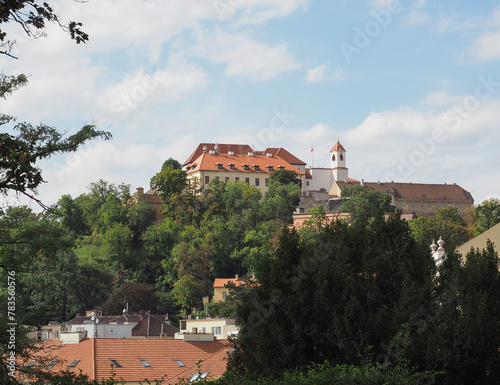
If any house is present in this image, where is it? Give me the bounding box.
[177,317,238,340]
[456,222,500,262]
[212,274,250,302]
[43,311,178,340]
[18,338,228,384]
[183,143,307,194]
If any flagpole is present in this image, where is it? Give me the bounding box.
[311,145,314,168]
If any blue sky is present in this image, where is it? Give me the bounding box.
[2,0,500,208]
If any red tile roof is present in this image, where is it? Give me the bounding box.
[131,315,179,337]
[183,143,253,166]
[186,151,305,175]
[336,181,473,201]
[260,147,307,165]
[21,338,229,384]
[330,140,346,152]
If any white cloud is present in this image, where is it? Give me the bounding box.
[304,65,345,83]
[420,90,466,107]
[467,30,500,62]
[195,31,300,80]
[229,0,310,26]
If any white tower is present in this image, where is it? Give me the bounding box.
[330,138,348,182]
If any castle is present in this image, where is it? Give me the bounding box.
[179,140,474,218]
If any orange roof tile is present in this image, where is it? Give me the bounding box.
[20,338,229,384]
[183,143,253,166]
[186,152,305,175]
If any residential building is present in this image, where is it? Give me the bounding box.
[18,338,228,384]
[183,143,307,194]
[43,311,178,340]
[456,222,500,262]
[177,317,238,340]
[212,274,250,302]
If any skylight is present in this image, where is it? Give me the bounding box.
[68,359,80,368]
[25,360,36,367]
[139,359,151,368]
[174,359,185,367]
[110,359,122,368]
[189,372,209,382]
[47,360,58,369]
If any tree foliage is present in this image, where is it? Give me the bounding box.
[339,185,395,224]
[474,198,500,235]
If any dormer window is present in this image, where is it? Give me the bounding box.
[216,163,223,170]
[278,166,285,170]
[253,165,260,171]
[243,164,250,171]
[228,164,235,170]
[267,165,273,172]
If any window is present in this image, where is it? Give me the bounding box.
[44,330,50,340]
[420,202,423,207]
[225,177,230,183]
[299,208,305,213]
[216,163,223,170]
[215,176,219,181]
[222,291,227,299]
[174,360,185,368]
[26,360,36,368]
[110,360,122,368]
[204,176,209,184]
[253,165,260,171]
[411,202,415,207]
[255,178,260,186]
[267,166,274,172]
[340,153,344,161]
[428,202,432,207]
[278,166,285,170]
[211,327,221,335]
[402,201,406,207]
[332,154,336,161]
[68,360,80,369]
[180,321,186,330]
[235,177,239,182]
[229,164,235,170]
[55,331,59,338]
[245,178,249,184]
[47,360,58,369]
[459,203,463,209]
[265,178,269,186]
[243,165,250,170]
[192,327,198,333]
[306,181,309,186]
[437,202,440,208]
[139,360,151,368]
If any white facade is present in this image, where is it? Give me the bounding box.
[304,139,349,195]
[69,323,135,338]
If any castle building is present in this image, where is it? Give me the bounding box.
[181,141,474,218]
[299,139,474,217]
[183,143,306,194]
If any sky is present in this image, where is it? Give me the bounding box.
[2,0,500,209]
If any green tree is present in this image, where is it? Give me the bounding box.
[230,213,434,378]
[99,223,133,268]
[1,0,88,58]
[416,243,500,385]
[339,184,395,225]
[172,274,203,318]
[261,171,301,225]
[409,207,470,251]
[56,194,90,237]
[474,198,500,235]
[150,160,187,203]
[102,282,158,315]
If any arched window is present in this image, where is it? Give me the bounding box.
[340,153,344,161]
[222,291,227,300]
[332,154,336,161]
